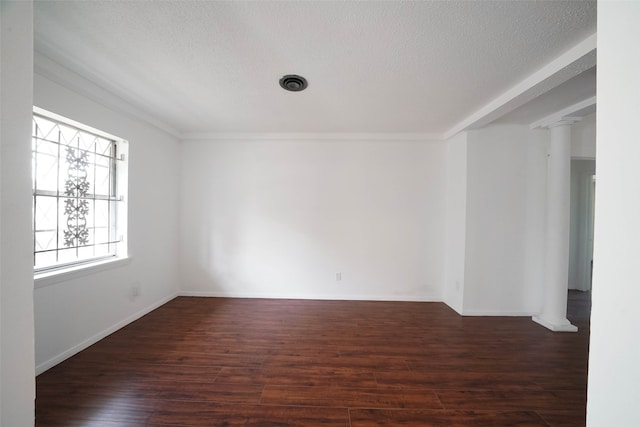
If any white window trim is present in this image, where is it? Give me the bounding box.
[34,256,132,289]
[32,106,129,281]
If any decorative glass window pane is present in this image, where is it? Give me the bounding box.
[32,110,126,273]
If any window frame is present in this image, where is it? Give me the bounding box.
[32,107,129,284]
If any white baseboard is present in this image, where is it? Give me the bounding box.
[532,315,579,332]
[443,301,463,315]
[35,292,178,375]
[178,290,441,302]
[34,289,534,375]
[461,309,534,317]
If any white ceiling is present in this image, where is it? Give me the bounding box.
[34,0,597,138]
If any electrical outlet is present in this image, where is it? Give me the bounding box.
[130,282,141,298]
[336,272,342,281]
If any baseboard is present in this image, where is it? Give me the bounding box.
[443,302,463,315]
[35,292,178,375]
[178,290,442,302]
[461,309,534,317]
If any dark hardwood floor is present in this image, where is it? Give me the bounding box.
[36,291,590,426]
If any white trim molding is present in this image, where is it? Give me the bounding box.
[178,290,442,302]
[35,257,132,289]
[34,50,182,139]
[180,132,444,142]
[35,292,178,375]
[530,96,596,129]
[533,315,579,332]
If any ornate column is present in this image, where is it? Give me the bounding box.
[533,118,580,332]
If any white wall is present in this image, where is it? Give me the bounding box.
[571,112,596,159]
[443,131,467,313]
[180,138,446,301]
[0,1,36,424]
[442,119,596,316]
[462,124,548,315]
[33,64,181,373]
[588,2,640,425]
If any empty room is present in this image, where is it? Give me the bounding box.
[1,1,639,426]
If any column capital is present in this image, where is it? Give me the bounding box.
[545,117,582,129]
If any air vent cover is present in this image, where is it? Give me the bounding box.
[279,75,308,92]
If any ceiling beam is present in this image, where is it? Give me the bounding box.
[444,33,597,140]
[529,96,596,129]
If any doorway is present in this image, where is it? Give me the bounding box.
[569,159,596,291]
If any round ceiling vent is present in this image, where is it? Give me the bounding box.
[279,74,308,92]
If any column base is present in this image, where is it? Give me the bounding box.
[532,315,578,332]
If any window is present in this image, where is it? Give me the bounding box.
[32,108,128,274]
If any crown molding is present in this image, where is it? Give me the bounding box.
[34,51,444,143]
[34,30,596,143]
[180,132,445,142]
[34,49,182,139]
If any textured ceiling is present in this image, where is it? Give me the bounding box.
[34,1,597,136]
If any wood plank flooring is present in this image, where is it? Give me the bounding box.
[36,291,590,426]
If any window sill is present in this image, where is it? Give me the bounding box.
[34,256,132,289]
